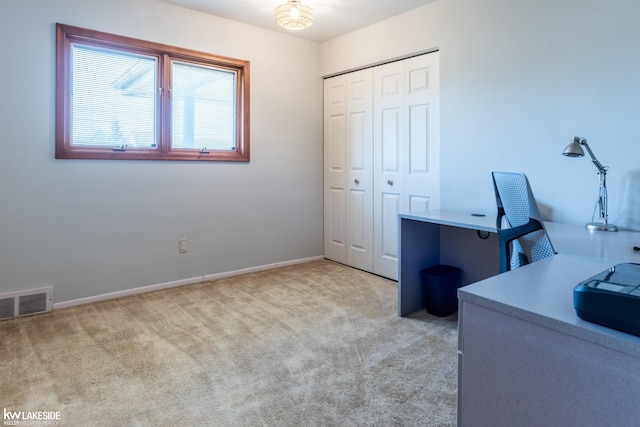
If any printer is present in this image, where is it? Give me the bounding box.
[574,263,640,337]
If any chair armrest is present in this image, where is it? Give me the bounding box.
[497,218,544,273]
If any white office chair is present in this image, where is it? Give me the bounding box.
[492,171,557,272]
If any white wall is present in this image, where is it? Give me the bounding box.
[322,0,640,230]
[4,0,639,304]
[0,0,324,303]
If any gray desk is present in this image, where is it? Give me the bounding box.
[398,210,640,425]
[398,210,500,317]
[452,219,640,426]
[457,254,640,426]
[398,209,640,316]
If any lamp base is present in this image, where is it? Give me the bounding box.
[586,222,619,232]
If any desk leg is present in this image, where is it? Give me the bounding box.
[398,218,441,317]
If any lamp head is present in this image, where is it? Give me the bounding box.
[562,136,585,157]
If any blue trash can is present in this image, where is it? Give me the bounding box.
[421,264,463,317]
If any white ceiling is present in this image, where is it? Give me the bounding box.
[157,0,437,42]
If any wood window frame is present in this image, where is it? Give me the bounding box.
[55,23,250,162]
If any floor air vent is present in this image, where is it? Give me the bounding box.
[0,287,53,320]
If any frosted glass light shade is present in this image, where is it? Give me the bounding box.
[275,0,313,30]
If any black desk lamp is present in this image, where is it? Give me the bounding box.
[562,136,618,231]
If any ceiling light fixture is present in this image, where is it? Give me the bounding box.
[275,0,313,31]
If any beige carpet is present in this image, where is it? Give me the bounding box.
[0,260,458,426]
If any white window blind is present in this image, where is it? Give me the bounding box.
[71,44,157,149]
[171,61,236,151]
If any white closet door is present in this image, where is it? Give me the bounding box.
[324,75,347,264]
[345,69,374,271]
[403,53,440,214]
[325,52,440,279]
[373,61,405,280]
[373,52,440,280]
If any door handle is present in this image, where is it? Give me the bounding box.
[387,180,394,186]
[354,179,360,185]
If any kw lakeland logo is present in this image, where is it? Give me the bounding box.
[3,408,61,426]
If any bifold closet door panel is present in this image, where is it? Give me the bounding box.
[403,53,440,216]
[324,70,374,272]
[324,75,347,264]
[345,69,374,272]
[373,60,405,280]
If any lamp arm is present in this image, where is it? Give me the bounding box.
[567,136,618,231]
[578,139,607,175]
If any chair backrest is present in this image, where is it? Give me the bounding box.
[492,171,556,271]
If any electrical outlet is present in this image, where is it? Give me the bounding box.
[178,237,188,254]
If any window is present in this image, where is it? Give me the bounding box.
[55,24,250,161]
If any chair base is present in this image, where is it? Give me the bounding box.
[586,222,619,232]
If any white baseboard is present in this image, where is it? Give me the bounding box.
[53,256,325,310]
